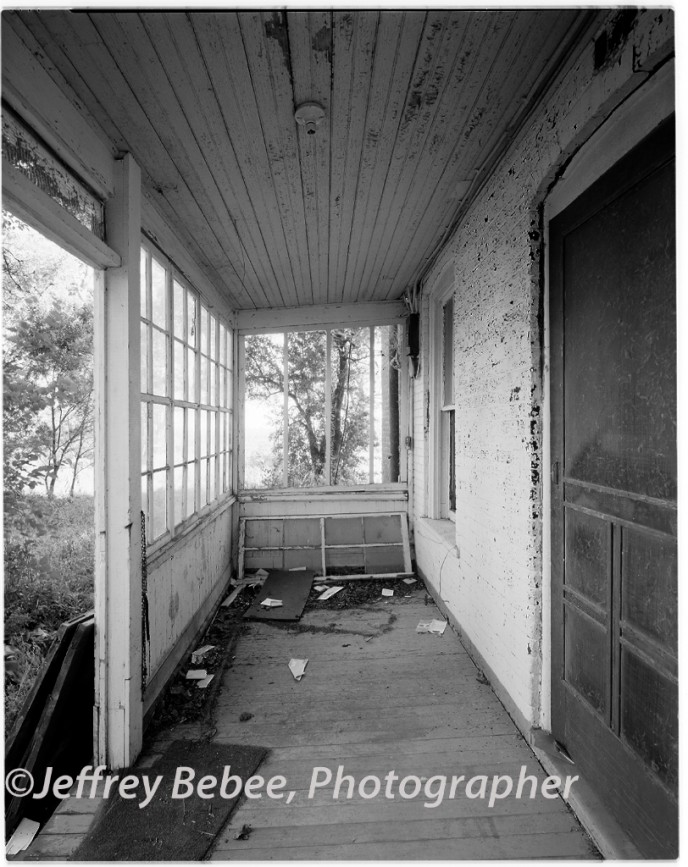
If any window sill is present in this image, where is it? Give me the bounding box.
[238,483,408,502]
[147,494,236,568]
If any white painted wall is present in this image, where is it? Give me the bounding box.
[411,9,674,730]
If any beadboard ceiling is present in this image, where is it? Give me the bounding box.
[9,9,594,311]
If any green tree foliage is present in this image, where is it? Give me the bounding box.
[245,329,369,487]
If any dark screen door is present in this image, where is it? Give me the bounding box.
[550,118,677,858]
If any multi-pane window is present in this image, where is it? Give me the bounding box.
[440,295,456,516]
[242,324,401,490]
[140,242,233,545]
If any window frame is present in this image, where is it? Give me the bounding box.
[140,238,233,553]
[428,265,457,521]
[238,321,405,493]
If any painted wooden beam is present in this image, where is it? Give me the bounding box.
[95,154,143,769]
[237,301,407,334]
[2,162,120,269]
[2,18,115,198]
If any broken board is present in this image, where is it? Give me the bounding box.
[243,570,315,621]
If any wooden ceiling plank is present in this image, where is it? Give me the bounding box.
[364,11,512,300]
[353,11,476,302]
[16,11,250,309]
[190,12,304,309]
[380,11,580,299]
[306,10,334,307]
[141,12,287,309]
[88,11,268,306]
[238,10,313,306]
[286,9,333,307]
[339,11,427,304]
[328,11,379,304]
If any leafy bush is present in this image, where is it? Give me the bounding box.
[4,494,94,730]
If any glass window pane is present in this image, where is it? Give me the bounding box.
[220,325,227,367]
[443,297,454,406]
[209,410,216,456]
[174,339,184,401]
[140,323,149,393]
[200,457,208,507]
[188,408,197,461]
[153,403,167,469]
[187,291,197,345]
[187,347,197,403]
[200,410,208,458]
[152,469,167,538]
[186,461,195,518]
[152,328,167,396]
[141,475,149,541]
[200,355,208,405]
[201,305,208,355]
[141,403,148,473]
[174,406,184,465]
[173,279,184,338]
[210,362,217,406]
[243,332,284,488]
[209,455,216,502]
[210,314,216,360]
[151,258,167,328]
[331,327,370,486]
[174,465,184,527]
[140,248,149,319]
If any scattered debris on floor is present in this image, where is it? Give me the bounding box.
[288,658,308,681]
[381,588,394,597]
[317,585,343,601]
[403,577,417,585]
[416,619,447,635]
[476,670,490,685]
[289,566,307,571]
[191,644,215,663]
[185,669,208,680]
[6,818,40,856]
[239,712,253,722]
[197,674,214,689]
[235,824,253,841]
[244,570,315,621]
[260,598,283,608]
[314,584,327,592]
[221,586,243,607]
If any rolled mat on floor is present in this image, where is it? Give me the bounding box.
[72,740,267,861]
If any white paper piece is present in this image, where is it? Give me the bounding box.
[255,568,269,578]
[6,819,40,855]
[314,584,328,592]
[288,658,308,681]
[197,674,215,689]
[381,588,394,597]
[191,644,215,663]
[185,669,208,680]
[289,566,307,571]
[260,598,283,608]
[403,577,417,585]
[416,619,447,635]
[318,586,343,601]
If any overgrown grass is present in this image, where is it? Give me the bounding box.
[4,494,94,731]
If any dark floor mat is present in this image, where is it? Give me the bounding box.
[71,740,267,861]
[243,569,315,621]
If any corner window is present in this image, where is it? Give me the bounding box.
[140,242,233,545]
[241,324,401,490]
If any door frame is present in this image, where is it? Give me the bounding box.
[540,60,674,733]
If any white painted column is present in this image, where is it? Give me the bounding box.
[94,154,143,769]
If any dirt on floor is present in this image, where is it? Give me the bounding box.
[146,574,425,734]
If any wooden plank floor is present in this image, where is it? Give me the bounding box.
[209,590,599,860]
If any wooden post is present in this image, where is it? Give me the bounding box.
[94,154,143,769]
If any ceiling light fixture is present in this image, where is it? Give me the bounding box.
[294,101,326,135]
